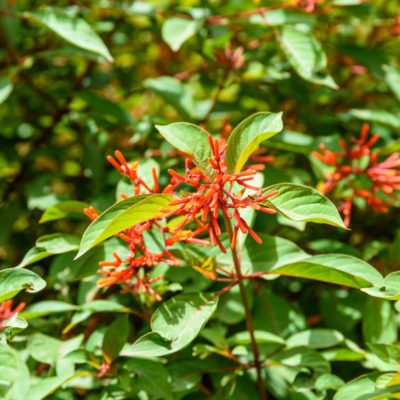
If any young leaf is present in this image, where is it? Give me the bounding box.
[225,112,283,174]
[261,183,347,229]
[102,315,129,364]
[155,122,214,177]
[278,26,338,89]
[0,76,13,104]
[162,17,202,52]
[0,268,46,302]
[268,254,383,289]
[124,292,218,357]
[27,9,113,61]
[39,201,89,223]
[75,194,174,258]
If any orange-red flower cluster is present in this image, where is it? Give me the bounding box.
[84,132,277,299]
[163,134,277,252]
[0,300,25,331]
[312,123,400,226]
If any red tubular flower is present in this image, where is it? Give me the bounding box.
[164,134,277,251]
[313,123,400,226]
[0,300,25,331]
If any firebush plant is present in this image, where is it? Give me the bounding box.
[2,0,400,399]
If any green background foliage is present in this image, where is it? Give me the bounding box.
[1,0,400,399]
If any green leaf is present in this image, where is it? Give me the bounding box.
[333,372,400,400]
[30,373,87,400]
[362,298,397,344]
[347,109,400,129]
[124,292,218,357]
[16,247,51,268]
[20,301,78,319]
[78,91,136,128]
[125,359,173,400]
[28,333,83,366]
[382,64,400,103]
[39,201,89,223]
[156,122,214,177]
[0,343,31,400]
[75,194,174,258]
[262,183,347,229]
[0,77,13,104]
[227,330,285,346]
[27,9,113,61]
[269,254,383,289]
[63,300,132,334]
[36,233,80,254]
[362,272,400,300]
[315,374,345,392]
[162,17,202,52]
[28,333,62,365]
[2,314,28,341]
[236,234,309,275]
[145,76,195,119]
[279,26,338,89]
[0,268,46,302]
[225,112,283,174]
[287,329,344,349]
[270,347,330,376]
[102,315,129,364]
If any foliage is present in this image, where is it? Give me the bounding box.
[1,0,400,399]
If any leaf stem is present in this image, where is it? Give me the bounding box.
[222,213,267,400]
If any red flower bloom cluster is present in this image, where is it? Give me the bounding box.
[0,300,25,331]
[312,123,400,226]
[84,132,277,300]
[84,151,208,300]
[163,134,277,252]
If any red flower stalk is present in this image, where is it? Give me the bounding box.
[164,134,277,251]
[107,150,160,196]
[0,300,25,331]
[215,44,245,69]
[312,123,400,226]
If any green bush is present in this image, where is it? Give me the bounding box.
[1,1,400,399]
